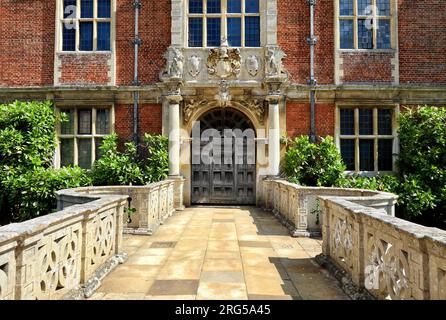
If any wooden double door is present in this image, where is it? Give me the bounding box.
[191,108,256,205]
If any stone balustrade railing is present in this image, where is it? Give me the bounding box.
[0,193,128,300]
[56,178,185,235]
[318,196,446,300]
[259,178,397,237]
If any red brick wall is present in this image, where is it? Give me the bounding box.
[116,0,171,85]
[398,0,446,84]
[340,52,394,84]
[286,103,335,138]
[115,104,162,143]
[57,54,112,85]
[0,0,55,87]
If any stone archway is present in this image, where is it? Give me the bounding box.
[190,107,256,205]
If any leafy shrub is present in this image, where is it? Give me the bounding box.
[91,133,145,186]
[1,166,92,221]
[141,133,169,183]
[0,101,90,223]
[282,136,346,187]
[337,174,400,193]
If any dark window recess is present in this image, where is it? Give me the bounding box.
[95,138,104,160]
[78,139,92,169]
[207,17,221,47]
[207,0,221,14]
[60,110,74,134]
[60,139,74,167]
[189,18,203,47]
[340,0,354,16]
[245,16,260,47]
[340,109,355,135]
[378,139,393,171]
[378,109,392,135]
[81,0,94,18]
[189,0,203,13]
[227,18,242,47]
[359,139,374,171]
[359,109,373,135]
[245,0,260,13]
[357,0,372,15]
[63,0,77,19]
[97,0,111,18]
[78,110,92,134]
[227,0,242,13]
[97,22,111,51]
[377,0,391,16]
[96,109,110,134]
[340,20,354,49]
[62,23,76,51]
[79,22,93,51]
[358,19,373,49]
[341,139,356,171]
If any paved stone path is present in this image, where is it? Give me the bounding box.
[90,207,349,300]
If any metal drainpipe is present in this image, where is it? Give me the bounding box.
[132,0,142,146]
[307,0,317,143]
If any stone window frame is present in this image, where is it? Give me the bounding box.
[56,0,116,53]
[335,0,398,51]
[54,105,115,169]
[335,104,399,174]
[186,0,261,48]
[172,0,277,48]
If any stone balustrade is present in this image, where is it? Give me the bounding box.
[259,178,397,237]
[318,196,446,300]
[56,178,185,235]
[0,193,128,300]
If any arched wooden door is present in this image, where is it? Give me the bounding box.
[191,108,256,205]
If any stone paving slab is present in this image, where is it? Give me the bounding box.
[93,207,349,300]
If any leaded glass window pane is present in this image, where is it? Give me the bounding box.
[228,0,242,13]
[61,109,74,134]
[207,17,221,47]
[207,0,221,14]
[378,109,392,135]
[81,0,94,18]
[63,23,76,51]
[340,109,355,135]
[340,0,354,16]
[97,22,111,51]
[78,110,92,134]
[377,0,391,16]
[95,138,104,161]
[340,20,354,49]
[96,109,110,134]
[189,18,203,47]
[378,139,393,171]
[80,22,94,51]
[357,0,372,15]
[60,139,74,167]
[358,19,373,49]
[228,18,242,47]
[341,139,355,171]
[377,19,391,49]
[245,0,259,13]
[98,0,111,18]
[359,109,373,135]
[245,16,260,47]
[78,139,92,169]
[359,139,374,171]
[63,0,77,19]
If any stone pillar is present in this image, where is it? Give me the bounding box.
[267,95,281,176]
[166,94,182,177]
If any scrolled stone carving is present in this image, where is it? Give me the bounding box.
[187,55,202,78]
[207,39,241,79]
[161,46,184,79]
[246,55,261,77]
[236,99,265,124]
[183,99,208,123]
[265,46,288,78]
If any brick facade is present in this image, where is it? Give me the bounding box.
[286,103,335,138]
[57,53,112,86]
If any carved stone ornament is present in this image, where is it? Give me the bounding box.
[187,55,202,78]
[265,46,288,78]
[231,99,265,124]
[183,99,208,123]
[207,38,241,79]
[161,46,184,79]
[246,55,260,77]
